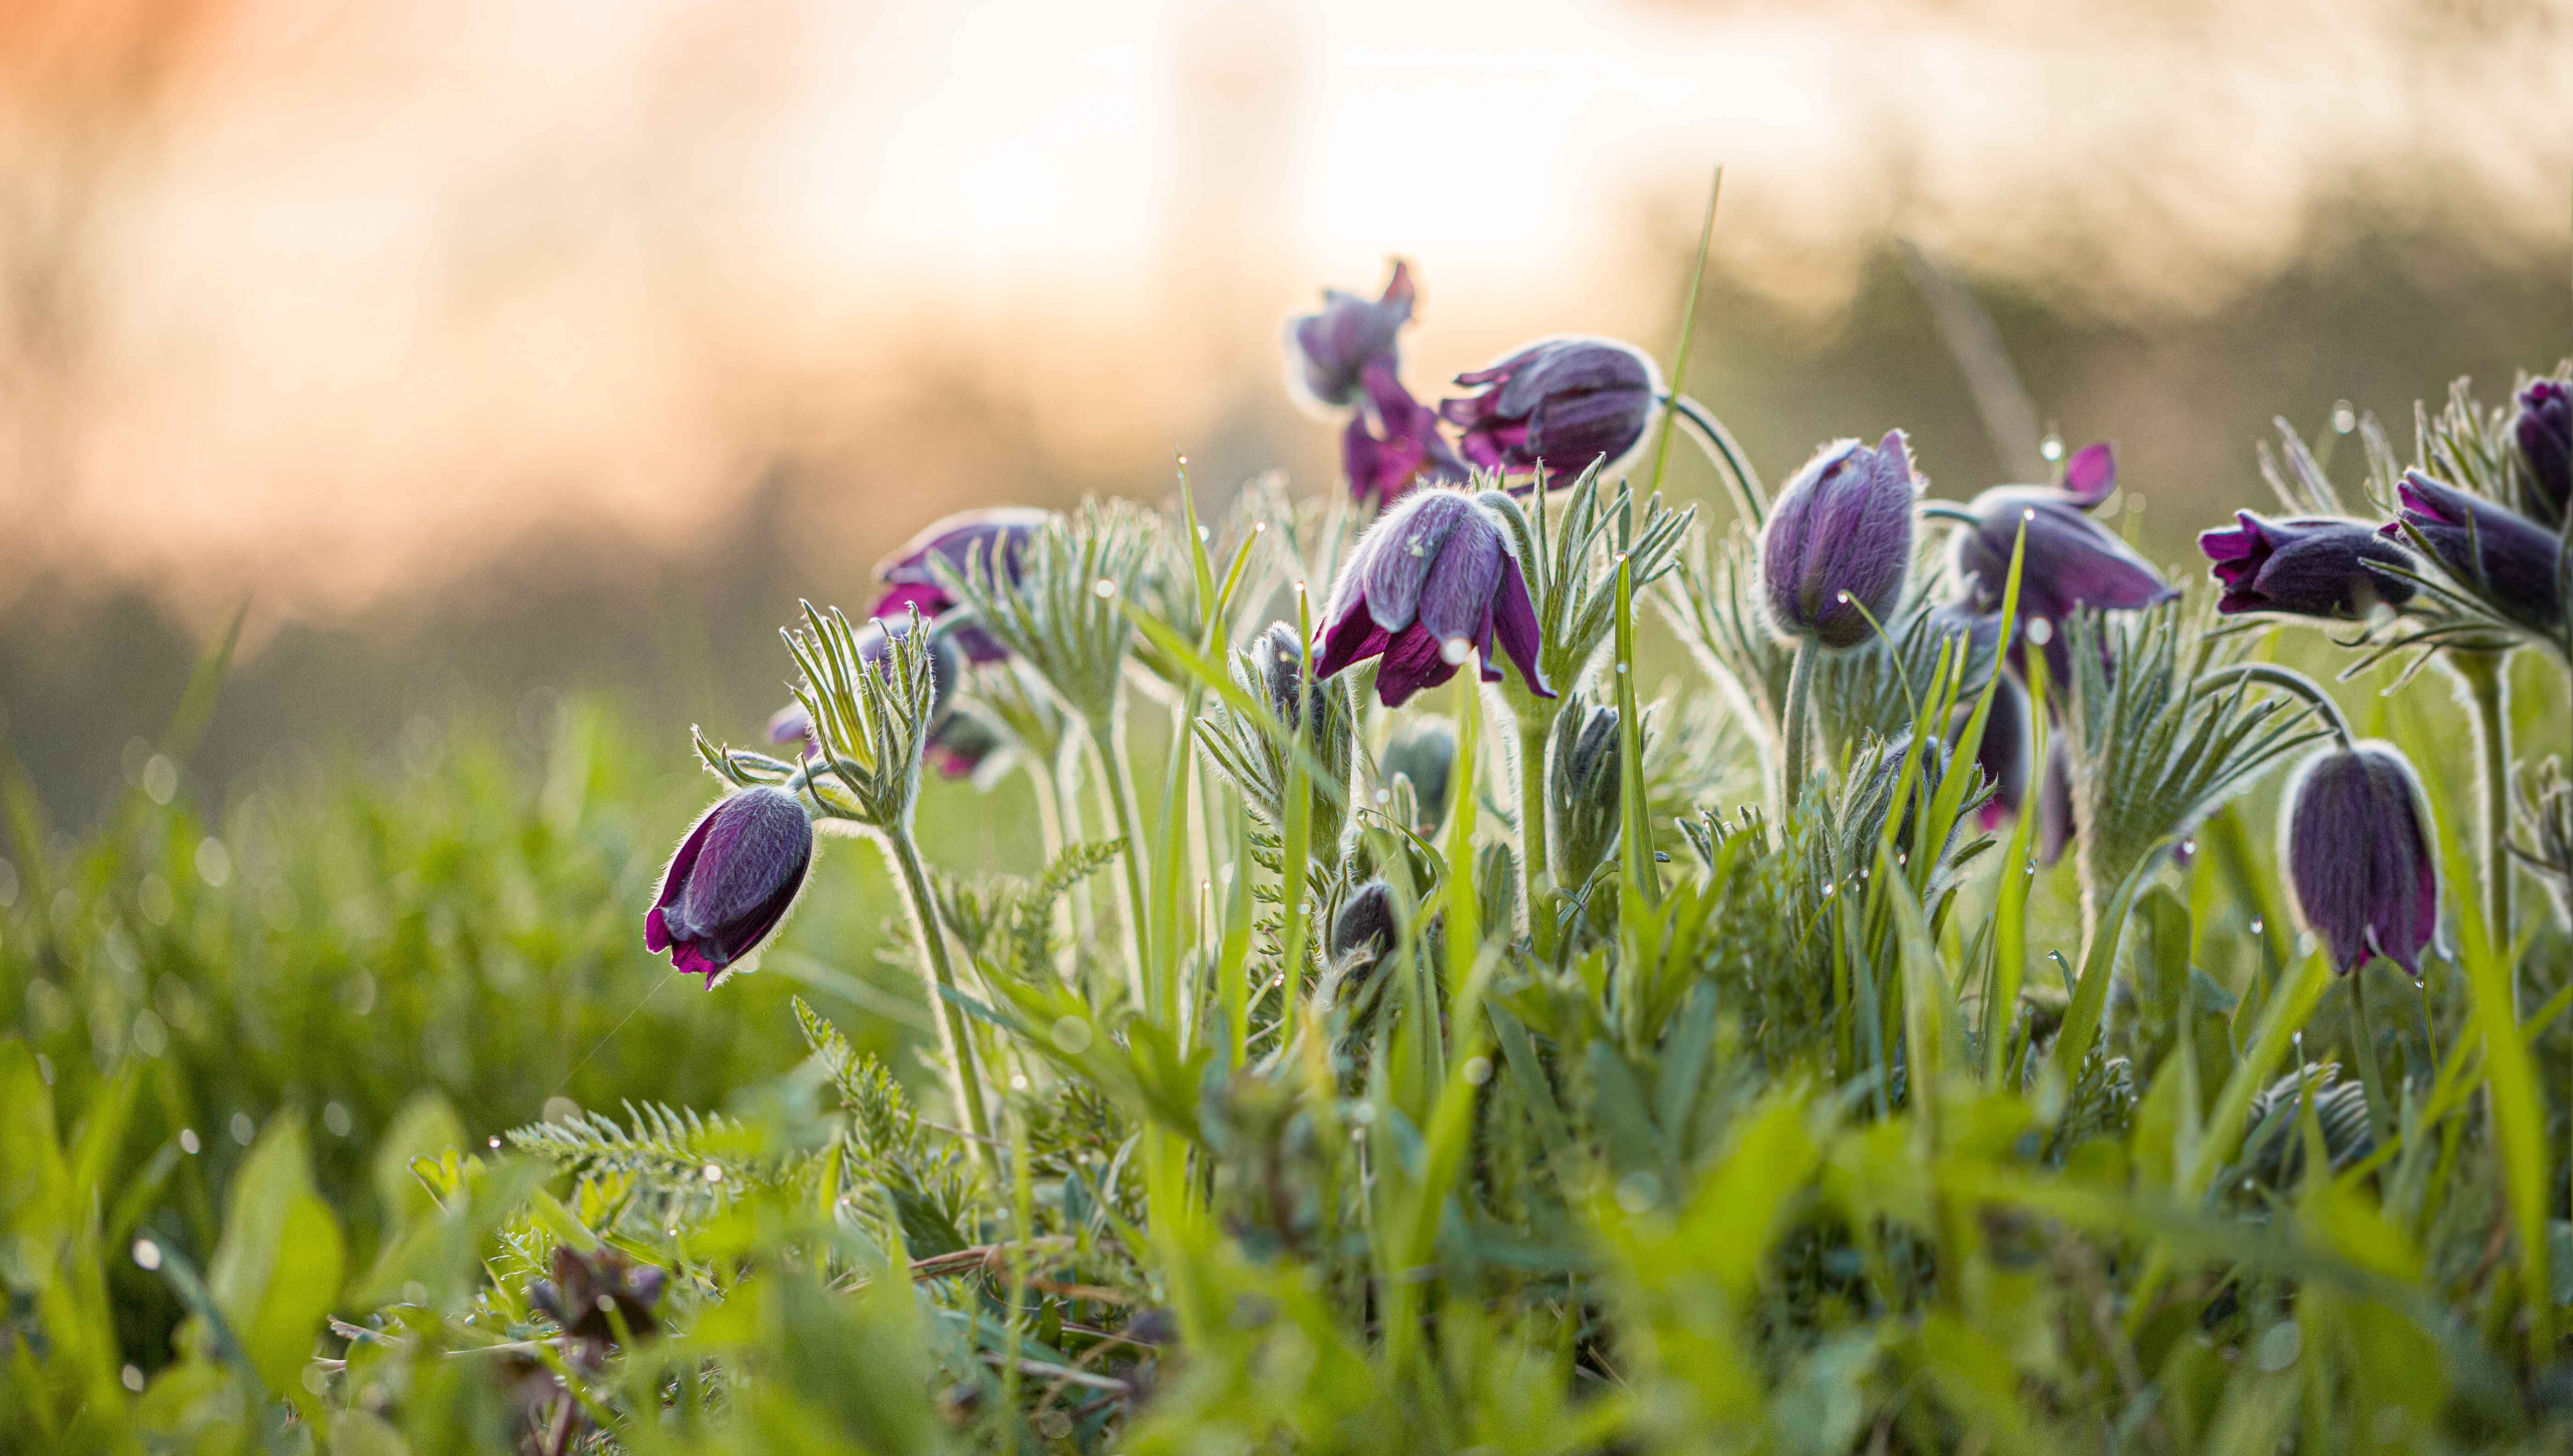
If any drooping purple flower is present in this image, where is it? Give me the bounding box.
[1344,357,1471,507]
[1286,261,1416,412]
[1950,459,2174,627]
[873,507,1051,663]
[2056,441,2119,510]
[2198,512,2417,619]
[2515,377,2570,526]
[2284,743,2438,976]
[1439,337,1661,483]
[2379,470,2565,632]
[1312,488,1550,708]
[1759,432,1918,648]
[645,786,815,987]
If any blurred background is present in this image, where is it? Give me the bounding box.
[2,0,2570,822]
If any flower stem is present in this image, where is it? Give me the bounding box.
[2453,649,2514,975]
[887,816,995,1169]
[1516,714,1554,958]
[1090,715,1158,1017]
[1661,392,1767,529]
[1782,636,1818,810]
[2349,961,2394,1150]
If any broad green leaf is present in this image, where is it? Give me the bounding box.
[207,1116,345,1398]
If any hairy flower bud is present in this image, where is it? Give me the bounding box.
[1312,488,1550,707]
[530,1246,665,1349]
[645,787,815,986]
[1330,879,1400,964]
[2199,512,2416,619]
[1440,336,1661,481]
[1760,432,1918,648]
[2284,742,2437,977]
[1545,700,1624,888]
[2380,470,2565,633]
[1381,717,1456,835]
[2515,376,2570,527]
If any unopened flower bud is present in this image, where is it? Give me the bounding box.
[1330,880,1400,964]
[2199,512,2416,619]
[1546,700,1623,887]
[2381,470,2565,633]
[2515,377,2570,527]
[645,787,815,986]
[1381,717,1456,834]
[2284,742,2437,977]
[1760,432,1918,649]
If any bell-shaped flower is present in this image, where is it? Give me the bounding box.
[1949,443,2174,626]
[1945,668,2030,832]
[1286,261,1415,413]
[2516,377,2569,526]
[872,507,1051,663]
[1312,488,1550,708]
[645,786,815,986]
[2381,470,2565,631]
[2199,512,2416,619]
[1441,337,1660,482]
[2284,742,2437,976]
[1760,432,1918,648]
[1344,359,1471,508]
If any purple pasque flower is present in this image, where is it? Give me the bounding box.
[1948,669,2030,832]
[1312,487,1550,708]
[1440,336,1661,483]
[2198,512,2417,619]
[1286,260,1416,412]
[2284,742,2437,976]
[1345,357,1471,508]
[1759,432,1918,648]
[873,507,1051,663]
[2515,377,2569,526]
[1950,445,2174,625]
[2379,469,2565,632]
[646,786,815,986]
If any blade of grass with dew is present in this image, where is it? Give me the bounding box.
[1644,166,1722,503]
[1922,520,2029,897]
[1987,648,2049,1084]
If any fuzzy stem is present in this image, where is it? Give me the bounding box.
[2453,649,2514,979]
[886,815,995,1168]
[2349,962,2394,1151]
[1090,715,1158,1016]
[1782,636,1818,811]
[1517,714,1554,958]
[1661,392,1767,528]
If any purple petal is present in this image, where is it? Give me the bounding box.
[1374,625,1459,707]
[1360,491,1474,631]
[1491,554,1551,697]
[646,802,725,950]
[2060,442,2116,509]
[878,508,1051,587]
[1414,511,1503,645]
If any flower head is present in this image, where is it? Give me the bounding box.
[1313,488,1550,707]
[2198,512,2416,619]
[1344,358,1470,507]
[873,508,1051,663]
[2284,742,2437,976]
[646,787,815,986]
[2515,376,2570,526]
[1286,261,1415,413]
[1759,432,1919,648]
[1951,447,2172,624]
[1440,336,1660,482]
[2381,469,2566,631]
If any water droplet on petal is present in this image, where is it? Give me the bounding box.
[1440,637,1471,665]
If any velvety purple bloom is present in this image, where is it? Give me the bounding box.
[1440,336,1661,481]
[1759,432,1918,648]
[2198,512,2416,619]
[1312,488,1550,708]
[2379,470,2565,631]
[1286,261,1415,412]
[1951,471,2173,626]
[2516,377,2570,525]
[2285,743,2437,976]
[873,507,1050,663]
[1345,358,1471,507]
[646,786,815,986]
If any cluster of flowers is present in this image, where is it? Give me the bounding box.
[638,249,2571,1008]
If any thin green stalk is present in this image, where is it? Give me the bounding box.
[886,817,996,1169]
[1001,1109,1032,1424]
[1089,717,1157,1017]
[2349,962,2394,1150]
[2452,649,2513,982]
[1279,589,1317,1019]
[1782,636,1818,810]
[1517,715,1553,957]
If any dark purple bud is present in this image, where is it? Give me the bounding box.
[1440,336,1661,482]
[875,508,1050,663]
[2198,512,2416,619]
[2285,743,2437,977]
[2515,377,2570,525]
[1311,488,1551,708]
[1329,879,1399,964]
[1759,432,1918,648]
[1344,358,1471,508]
[645,787,814,986]
[531,1246,665,1347]
[1286,261,1415,412]
[2381,470,2565,632]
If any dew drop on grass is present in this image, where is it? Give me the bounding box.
[2332,400,2357,434]
[133,1238,162,1271]
[2025,618,2054,647]
[229,1113,255,1146]
[122,1364,144,1393]
[2250,918,2264,935]
[487,1136,502,1149]
[1092,579,1117,600]
[178,1127,199,1155]
[2040,432,2064,463]
[702,1163,724,1183]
